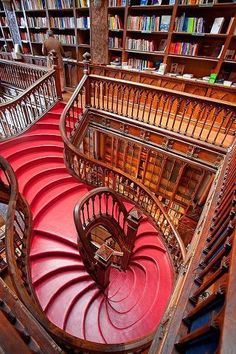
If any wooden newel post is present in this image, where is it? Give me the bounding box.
[122,209,142,270]
[83,52,91,108]
[49,49,62,100]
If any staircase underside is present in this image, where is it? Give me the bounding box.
[0,103,174,345]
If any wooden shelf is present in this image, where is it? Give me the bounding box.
[172,32,228,38]
[168,54,219,62]
[109,47,123,51]
[126,29,168,34]
[109,28,124,32]
[125,49,165,56]
[130,5,174,10]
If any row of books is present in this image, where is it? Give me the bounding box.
[108,15,124,30]
[31,32,47,41]
[57,34,76,44]
[178,0,215,4]
[47,0,74,9]
[127,58,154,70]
[77,16,90,29]
[169,42,198,56]
[31,32,76,44]
[132,0,175,5]
[23,0,46,10]
[126,38,156,52]
[13,0,89,10]
[174,15,205,33]
[28,17,47,27]
[109,0,126,6]
[127,15,171,32]
[50,17,75,29]
[75,0,90,7]
[109,36,122,49]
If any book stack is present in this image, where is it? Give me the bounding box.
[175,14,205,33]
[127,16,160,32]
[109,0,126,6]
[169,42,199,56]
[126,38,156,51]
[76,0,90,7]
[28,17,48,27]
[77,17,90,29]
[50,17,75,29]
[128,58,154,70]
[109,37,122,49]
[109,15,123,30]
[47,0,73,9]
[23,0,45,10]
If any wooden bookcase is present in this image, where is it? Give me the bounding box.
[0,0,90,88]
[108,0,236,84]
[0,0,236,90]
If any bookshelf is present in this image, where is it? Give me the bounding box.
[108,0,236,87]
[0,0,235,90]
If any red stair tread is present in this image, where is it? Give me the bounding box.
[30,231,79,257]
[0,104,174,346]
[31,256,83,284]
[84,293,106,343]
[65,287,100,339]
[34,270,87,310]
[33,184,90,242]
[16,157,65,191]
[46,280,95,330]
[23,168,68,203]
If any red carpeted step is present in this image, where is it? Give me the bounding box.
[0,103,174,346]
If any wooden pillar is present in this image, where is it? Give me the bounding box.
[49,50,62,100]
[90,0,109,65]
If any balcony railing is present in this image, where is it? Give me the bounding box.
[0,57,61,140]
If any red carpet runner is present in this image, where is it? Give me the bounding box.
[0,103,173,344]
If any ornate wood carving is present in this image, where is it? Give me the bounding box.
[90,0,109,65]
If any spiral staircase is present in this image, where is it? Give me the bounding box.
[0,102,174,350]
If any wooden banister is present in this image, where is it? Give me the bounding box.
[0,60,60,140]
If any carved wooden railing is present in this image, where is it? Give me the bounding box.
[0,156,154,353]
[0,60,59,140]
[149,140,236,354]
[74,187,141,288]
[88,75,236,149]
[0,156,34,301]
[0,59,48,90]
[60,71,186,274]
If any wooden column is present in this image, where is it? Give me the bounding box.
[90,0,109,65]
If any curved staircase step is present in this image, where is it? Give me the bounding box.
[0,103,174,346]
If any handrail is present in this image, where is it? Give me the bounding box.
[60,74,186,272]
[0,58,48,90]
[0,60,59,140]
[74,187,141,278]
[88,74,236,148]
[1,155,154,353]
